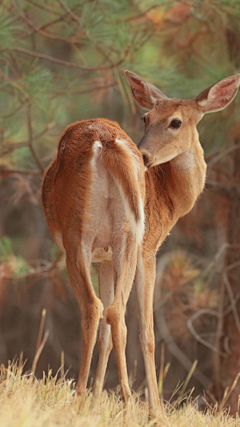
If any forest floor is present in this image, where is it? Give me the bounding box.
[0,363,239,427]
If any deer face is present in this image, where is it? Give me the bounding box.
[138,98,202,168]
[125,71,240,169]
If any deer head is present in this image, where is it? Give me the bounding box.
[125,71,240,168]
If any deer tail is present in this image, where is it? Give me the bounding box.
[101,138,145,243]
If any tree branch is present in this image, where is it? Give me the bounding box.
[154,303,210,389]
[26,0,63,16]
[12,44,130,71]
[116,5,160,24]
[223,271,240,333]
[27,105,45,174]
[1,125,49,156]
[208,143,240,168]
[12,1,86,43]
[0,166,41,177]
[187,309,227,357]
[57,0,81,25]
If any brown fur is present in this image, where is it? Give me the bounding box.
[42,119,144,239]
[134,99,207,412]
[125,70,240,412]
[42,71,240,413]
[42,118,145,404]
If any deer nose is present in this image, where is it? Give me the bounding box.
[142,154,149,167]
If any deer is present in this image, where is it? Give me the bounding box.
[42,119,146,403]
[42,72,240,414]
[124,71,240,412]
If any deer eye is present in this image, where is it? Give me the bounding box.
[170,119,182,128]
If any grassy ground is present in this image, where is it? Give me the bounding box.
[0,363,239,427]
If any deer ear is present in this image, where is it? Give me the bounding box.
[196,74,240,114]
[125,70,168,110]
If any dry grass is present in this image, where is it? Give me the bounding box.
[0,362,239,427]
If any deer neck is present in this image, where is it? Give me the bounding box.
[155,143,207,220]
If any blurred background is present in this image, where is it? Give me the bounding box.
[1,0,240,415]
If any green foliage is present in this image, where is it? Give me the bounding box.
[0,237,30,275]
[1,0,239,166]
[1,1,240,408]
[1,0,240,283]
[0,236,13,259]
[0,7,20,49]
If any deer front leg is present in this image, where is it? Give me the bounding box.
[66,251,103,395]
[135,250,160,413]
[93,262,114,397]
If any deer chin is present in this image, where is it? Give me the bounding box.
[151,149,181,166]
[140,148,180,169]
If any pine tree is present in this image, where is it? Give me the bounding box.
[1,0,240,413]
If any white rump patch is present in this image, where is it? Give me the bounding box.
[91,140,102,168]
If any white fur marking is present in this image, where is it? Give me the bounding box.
[54,231,65,252]
[92,247,113,263]
[167,115,182,133]
[174,150,196,172]
[135,250,145,315]
[91,140,102,168]
[116,138,140,173]
[198,98,207,107]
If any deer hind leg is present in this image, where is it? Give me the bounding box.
[135,251,160,413]
[93,262,114,397]
[65,246,103,396]
[106,234,138,402]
